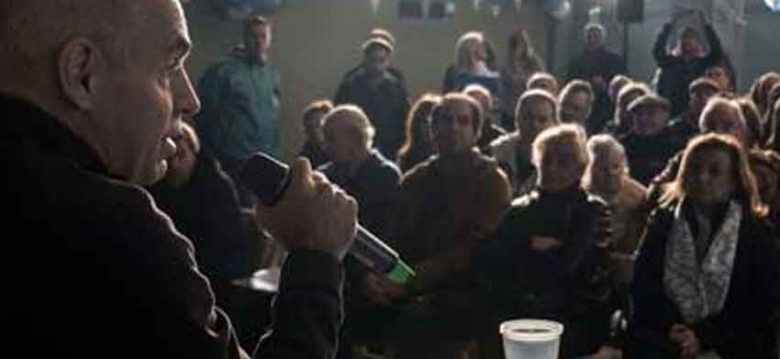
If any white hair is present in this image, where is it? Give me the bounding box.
[323,104,376,148]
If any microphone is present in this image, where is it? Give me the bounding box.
[240,152,415,285]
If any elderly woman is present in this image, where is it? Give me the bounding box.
[477,124,618,358]
[630,134,780,358]
[583,135,648,264]
[442,31,499,94]
[609,82,651,138]
[490,89,559,196]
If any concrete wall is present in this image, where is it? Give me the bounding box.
[184,0,551,161]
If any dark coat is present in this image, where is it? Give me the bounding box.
[567,48,627,134]
[0,94,344,359]
[334,69,410,160]
[653,23,724,117]
[148,150,262,280]
[629,204,780,359]
[474,187,616,357]
[622,128,681,186]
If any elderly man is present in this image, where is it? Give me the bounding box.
[366,93,512,358]
[567,23,627,135]
[0,1,357,358]
[668,77,721,148]
[319,105,401,238]
[335,37,410,160]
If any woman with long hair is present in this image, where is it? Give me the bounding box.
[498,27,544,130]
[396,93,441,173]
[630,134,779,358]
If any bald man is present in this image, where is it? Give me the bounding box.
[0,1,356,358]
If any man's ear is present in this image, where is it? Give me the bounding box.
[57,38,101,110]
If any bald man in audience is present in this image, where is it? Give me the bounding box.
[0,1,358,358]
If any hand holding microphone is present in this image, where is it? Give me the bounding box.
[242,153,416,285]
[254,158,358,260]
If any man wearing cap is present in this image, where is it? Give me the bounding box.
[334,36,410,160]
[341,28,408,88]
[652,9,725,117]
[668,77,722,148]
[621,94,680,185]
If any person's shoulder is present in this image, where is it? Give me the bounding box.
[399,155,436,186]
[368,151,402,179]
[490,132,521,155]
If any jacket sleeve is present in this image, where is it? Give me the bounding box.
[652,23,675,67]
[701,23,724,68]
[253,250,344,359]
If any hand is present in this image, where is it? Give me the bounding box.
[363,272,393,306]
[669,324,700,359]
[590,345,622,359]
[530,236,563,252]
[255,158,358,260]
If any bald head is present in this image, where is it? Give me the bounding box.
[0,0,148,90]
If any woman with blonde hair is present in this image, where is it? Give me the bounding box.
[630,134,779,358]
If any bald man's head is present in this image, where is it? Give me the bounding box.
[0,0,141,89]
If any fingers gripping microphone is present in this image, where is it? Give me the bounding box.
[240,153,415,285]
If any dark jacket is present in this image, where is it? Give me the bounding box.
[623,128,681,186]
[298,140,329,169]
[475,187,616,357]
[334,69,410,160]
[653,23,724,117]
[319,150,401,238]
[148,149,261,280]
[629,203,780,359]
[0,94,344,359]
[567,48,627,134]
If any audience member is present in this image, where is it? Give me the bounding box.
[298,99,333,168]
[464,83,507,153]
[149,122,263,280]
[749,149,780,226]
[319,105,401,237]
[0,1,357,358]
[749,71,780,119]
[442,31,500,94]
[584,135,648,262]
[477,124,617,358]
[653,10,725,117]
[668,77,721,149]
[397,93,441,173]
[334,37,410,160]
[763,85,780,151]
[342,28,407,88]
[610,82,652,138]
[630,134,780,358]
[499,27,544,130]
[705,58,736,93]
[736,97,763,149]
[196,15,281,171]
[609,75,632,104]
[622,94,679,185]
[567,23,627,135]
[368,93,512,358]
[491,89,560,196]
[527,71,560,96]
[558,79,595,132]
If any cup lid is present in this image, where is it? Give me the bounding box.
[499,319,564,342]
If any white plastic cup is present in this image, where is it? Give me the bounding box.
[499,319,564,359]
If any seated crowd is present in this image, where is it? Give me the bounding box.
[2,2,778,359]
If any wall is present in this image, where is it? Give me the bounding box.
[184,0,551,160]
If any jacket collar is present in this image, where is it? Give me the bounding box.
[0,92,109,176]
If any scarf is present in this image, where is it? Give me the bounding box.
[663,200,742,324]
